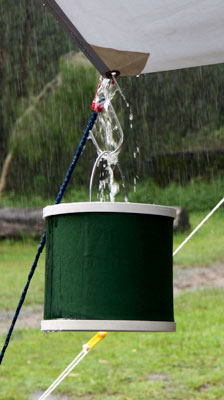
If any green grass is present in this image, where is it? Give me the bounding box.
[173,210,224,266]
[0,218,223,399]
[2,175,224,212]
[0,289,223,399]
[0,186,89,208]
[0,209,223,313]
[126,176,224,212]
[0,240,45,310]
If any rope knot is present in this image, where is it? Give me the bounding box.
[91,96,105,113]
[91,75,106,113]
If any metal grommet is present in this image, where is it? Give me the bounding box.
[105,70,120,79]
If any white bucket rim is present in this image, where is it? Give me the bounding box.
[41,319,176,332]
[43,202,176,219]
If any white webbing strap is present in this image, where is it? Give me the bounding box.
[173,196,224,257]
[38,350,88,400]
[38,198,224,400]
[38,332,107,400]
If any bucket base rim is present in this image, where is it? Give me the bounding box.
[41,319,176,332]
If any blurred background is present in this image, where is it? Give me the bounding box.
[0,2,224,400]
[1,0,224,210]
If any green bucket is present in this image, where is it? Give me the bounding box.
[41,202,176,332]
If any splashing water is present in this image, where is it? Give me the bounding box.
[89,76,130,202]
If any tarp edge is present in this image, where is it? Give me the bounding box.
[43,0,109,75]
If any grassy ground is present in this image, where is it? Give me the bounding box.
[0,289,223,400]
[0,211,223,399]
[0,210,223,311]
[173,210,224,266]
[0,240,45,310]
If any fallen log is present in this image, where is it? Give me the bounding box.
[0,205,190,239]
[173,206,191,232]
[0,207,44,239]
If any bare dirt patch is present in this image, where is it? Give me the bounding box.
[0,305,43,334]
[174,263,224,295]
[1,264,224,334]
[32,391,73,400]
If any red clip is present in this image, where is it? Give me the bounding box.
[91,98,105,113]
[92,76,105,113]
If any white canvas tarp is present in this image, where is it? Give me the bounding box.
[45,0,224,76]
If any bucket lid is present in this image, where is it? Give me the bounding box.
[43,202,176,219]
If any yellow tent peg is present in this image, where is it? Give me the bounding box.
[83,331,107,352]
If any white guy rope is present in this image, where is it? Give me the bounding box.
[37,197,224,399]
[38,349,88,400]
[173,196,224,257]
[38,332,107,400]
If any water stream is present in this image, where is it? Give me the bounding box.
[89,76,132,202]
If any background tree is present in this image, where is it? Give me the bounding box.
[6,53,98,198]
[1,0,224,201]
[0,0,77,200]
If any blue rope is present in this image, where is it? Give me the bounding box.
[0,111,98,364]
